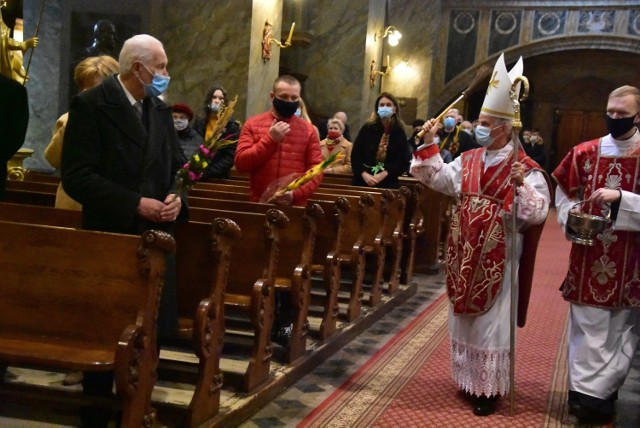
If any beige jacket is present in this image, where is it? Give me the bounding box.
[319,138,352,175]
[44,113,82,211]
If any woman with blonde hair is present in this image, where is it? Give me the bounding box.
[296,96,320,139]
[44,55,119,210]
[320,117,352,174]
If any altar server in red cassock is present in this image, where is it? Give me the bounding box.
[552,85,640,425]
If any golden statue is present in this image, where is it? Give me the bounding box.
[0,0,38,84]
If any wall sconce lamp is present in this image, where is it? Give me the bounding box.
[262,19,296,62]
[374,25,402,46]
[369,56,392,88]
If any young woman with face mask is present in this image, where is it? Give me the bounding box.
[192,85,241,179]
[350,92,411,188]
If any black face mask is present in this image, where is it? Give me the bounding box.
[606,114,638,139]
[273,98,299,118]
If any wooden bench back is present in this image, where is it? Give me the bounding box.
[307,197,349,265]
[187,207,288,296]
[0,201,81,227]
[0,221,174,350]
[174,217,241,323]
[23,171,62,184]
[188,198,322,273]
[6,179,58,194]
[313,192,382,254]
[189,188,250,202]
[4,188,56,206]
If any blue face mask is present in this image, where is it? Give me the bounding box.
[141,64,170,97]
[378,106,394,119]
[474,124,503,148]
[295,108,302,117]
[443,117,456,129]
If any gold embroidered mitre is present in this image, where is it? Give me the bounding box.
[480,53,524,120]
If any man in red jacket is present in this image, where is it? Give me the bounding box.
[235,74,322,206]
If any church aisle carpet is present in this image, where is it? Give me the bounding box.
[299,214,576,427]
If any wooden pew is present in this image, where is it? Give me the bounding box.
[306,197,348,339]
[23,170,62,184]
[187,197,324,364]
[311,192,373,321]
[187,207,288,392]
[3,187,56,206]
[173,216,240,427]
[314,187,408,303]
[410,183,452,274]
[5,179,58,193]
[0,201,81,227]
[0,221,174,428]
[186,189,349,339]
[188,185,374,322]
[201,179,409,297]
[0,201,233,427]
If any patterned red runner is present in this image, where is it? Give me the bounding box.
[299,212,573,427]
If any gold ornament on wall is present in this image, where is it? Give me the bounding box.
[369,55,392,88]
[262,19,296,62]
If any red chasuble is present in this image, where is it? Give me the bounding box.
[553,139,640,309]
[447,147,543,316]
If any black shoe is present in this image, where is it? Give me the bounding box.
[473,395,499,416]
[570,404,613,425]
[271,323,293,347]
[567,390,614,424]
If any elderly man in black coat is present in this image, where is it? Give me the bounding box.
[62,34,186,427]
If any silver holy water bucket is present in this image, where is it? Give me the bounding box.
[565,200,610,246]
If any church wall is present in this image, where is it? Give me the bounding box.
[384,0,441,122]
[150,0,254,123]
[16,0,640,173]
[278,0,379,133]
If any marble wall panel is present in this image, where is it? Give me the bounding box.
[488,10,522,55]
[280,0,373,132]
[151,0,254,122]
[532,11,566,40]
[630,10,640,36]
[21,0,62,172]
[445,9,479,84]
[384,0,440,122]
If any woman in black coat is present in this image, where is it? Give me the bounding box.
[351,92,410,188]
[193,84,241,179]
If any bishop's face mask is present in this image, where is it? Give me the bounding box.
[606,113,638,139]
[475,124,504,148]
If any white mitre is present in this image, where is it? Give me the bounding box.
[480,53,524,120]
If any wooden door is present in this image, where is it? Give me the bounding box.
[552,110,606,170]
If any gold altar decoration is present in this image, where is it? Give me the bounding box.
[7,147,34,181]
[0,0,39,85]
